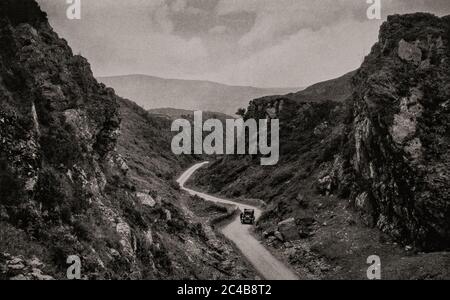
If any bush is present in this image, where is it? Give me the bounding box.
[0,160,23,205]
[0,222,45,258]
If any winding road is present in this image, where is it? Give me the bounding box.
[177,162,299,280]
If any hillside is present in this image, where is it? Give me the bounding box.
[256,70,355,104]
[0,0,255,280]
[99,75,299,115]
[189,13,450,279]
[148,107,232,121]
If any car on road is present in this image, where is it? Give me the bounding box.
[240,209,255,225]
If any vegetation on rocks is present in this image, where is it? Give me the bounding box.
[0,0,253,280]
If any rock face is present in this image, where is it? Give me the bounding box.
[0,0,138,279]
[352,13,450,250]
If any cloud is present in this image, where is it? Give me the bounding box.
[216,0,450,49]
[154,1,174,33]
[203,19,381,87]
[216,0,368,48]
[36,0,209,78]
[171,0,187,12]
[36,0,450,88]
[209,25,228,34]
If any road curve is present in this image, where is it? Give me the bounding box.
[177,162,299,280]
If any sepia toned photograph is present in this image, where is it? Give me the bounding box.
[0,0,449,287]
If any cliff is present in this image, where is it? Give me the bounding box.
[351,13,450,250]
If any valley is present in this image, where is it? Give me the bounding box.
[0,0,449,281]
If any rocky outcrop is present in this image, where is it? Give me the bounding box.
[0,253,53,280]
[351,13,450,250]
[0,0,134,279]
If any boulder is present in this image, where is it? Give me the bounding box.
[267,236,277,244]
[274,231,284,242]
[165,209,172,221]
[262,227,276,239]
[31,268,53,280]
[136,192,156,208]
[278,218,300,241]
[10,274,28,281]
[398,39,422,64]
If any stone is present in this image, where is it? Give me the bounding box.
[277,218,300,241]
[136,192,156,208]
[31,268,54,280]
[116,220,134,257]
[314,122,329,136]
[8,257,23,265]
[263,227,276,238]
[110,248,120,257]
[10,274,28,281]
[274,231,284,242]
[390,89,424,146]
[419,59,431,70]
[355,192,372,214]
[318,175,332,194]
[398,39,422,64]
[165,209,172,221]
[28,257,44,268]
[267,236,277,244]
[145,229,153,245]
[404,138,423,160]
[265,107,277,118]
[9,263,25,270]
[284,242,293,248]
[114,154,129,173]
[25,176,37,191]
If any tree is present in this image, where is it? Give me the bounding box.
[236,108,246,118]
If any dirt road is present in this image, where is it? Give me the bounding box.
[177,162,299,280]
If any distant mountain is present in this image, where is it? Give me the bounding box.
[98,75,300,115]
[148,108,232,121]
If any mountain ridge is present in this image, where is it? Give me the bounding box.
[100,74,300,90]
[98,74,301,115]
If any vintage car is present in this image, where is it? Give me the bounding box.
[240,209,255,225]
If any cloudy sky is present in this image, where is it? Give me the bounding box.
[36,0,450,88]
